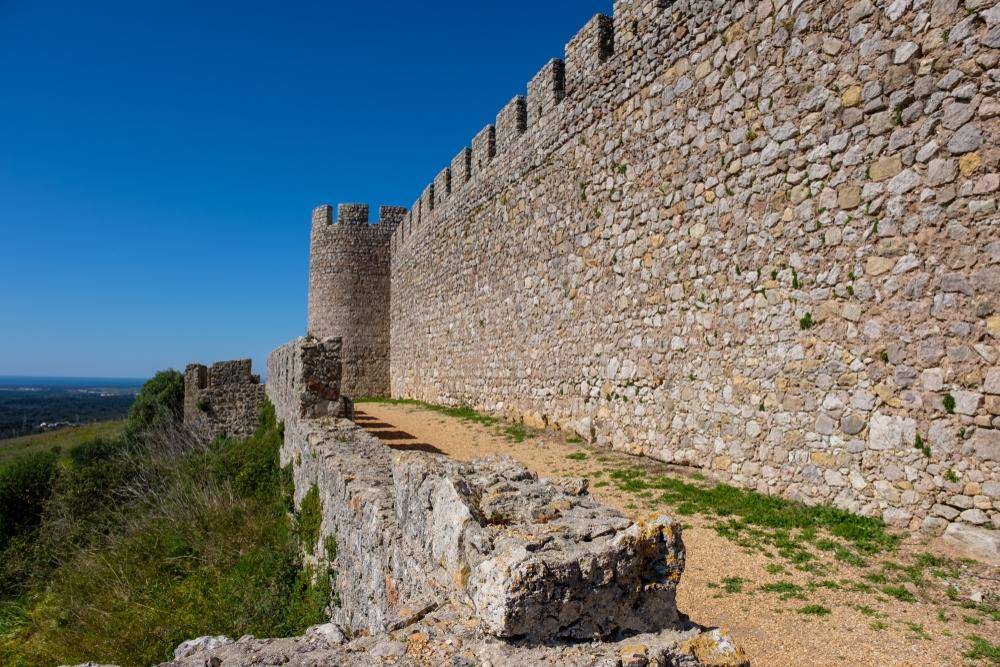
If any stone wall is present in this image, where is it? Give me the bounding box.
[381,0,1000,535]
[307,204,403,398]
[264,336,745,665]
[265,336,352,423]
[183,359,265,440]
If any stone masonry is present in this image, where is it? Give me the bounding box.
[182,359,265,440]
[254,333,748,666]
[307,204,404,398]
[266,336,353,422]
[304,0,1000,537]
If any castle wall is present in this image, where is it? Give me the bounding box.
[266,336,351,424]
[308,204,402,398]
[183,359,265,440]
[264,338,717,658]
[388,0,1000,534]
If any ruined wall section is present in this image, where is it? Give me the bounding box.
[183,359,266,440]
[266,336,351,424]
[264,339,725,660]
[390,0,1000,534]
[308,204,403,398]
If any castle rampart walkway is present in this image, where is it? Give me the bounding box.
[356,400,1000,667]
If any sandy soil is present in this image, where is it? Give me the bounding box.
[356,402,1000,667]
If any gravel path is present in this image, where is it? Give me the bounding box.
[356,402,1000,667]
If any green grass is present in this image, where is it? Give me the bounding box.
[881,585,916,602]
[566,452,588,461]
[904,622,930,640]
[797,604,831,616]
[299,484,322,554]
[503,424,529,442]
[356,397,498,426]
[759,581,804,600]
[0,421,124,468]
[0,401,330,667]
[965,635,1000,663]
[600,465,895,565]
[721,577,745,594]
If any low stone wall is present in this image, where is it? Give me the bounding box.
[276,414,745,665]
[182,359,265,440]
[394,453,683,640]
[263,336,747,664]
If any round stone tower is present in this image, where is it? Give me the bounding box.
[307,203,405,398]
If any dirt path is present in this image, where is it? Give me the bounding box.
[356,402,1000,667]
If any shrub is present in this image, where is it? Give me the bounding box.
[299,484,322,555]
[0,400,330,667]
[124,370,184,437]
[0,450,58,548]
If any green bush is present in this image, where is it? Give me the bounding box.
[0,450,58,549]
[299,484,322,555]
[124,370,184,437]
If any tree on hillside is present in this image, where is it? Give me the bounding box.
[125,370,184,437]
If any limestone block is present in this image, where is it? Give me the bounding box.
[393,454,683,640]
[941,522,1000,565]
[984,368,1000,395]
[972,428,1000,461]
[868,413,916,450]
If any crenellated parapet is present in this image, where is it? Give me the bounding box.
[392,0,679,251]
[183,359,265,440]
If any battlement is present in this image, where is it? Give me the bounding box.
[395,0,680,247]
[312,203,407,228]
[183,359,265,440]
[471,125,496,178]
[433,168,451,208]
[338,203,369,225]
[527,58,565,127]
[496,96,527,154]
[565,13,613,96]
[451,147,471,188]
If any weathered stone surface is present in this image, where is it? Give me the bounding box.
[394,453,682,640]
[869,154,902,181]
[266,336,350,422]
[941,523,1000,566]
[158,602,748,667]
[868,413,916,451]
[173,636,233,659]
[972,429,1000,461]
[947,124,983,154]
[182,360,265,440]
[985,369,1000,395]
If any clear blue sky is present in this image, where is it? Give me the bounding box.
[0,0,611,379]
